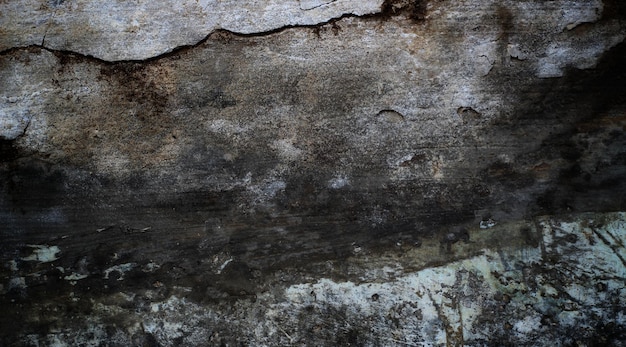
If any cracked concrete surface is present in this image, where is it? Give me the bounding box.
[1,0,383,61]
[1,0,626,345]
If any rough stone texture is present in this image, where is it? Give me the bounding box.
[0,0,382,61]
[4,213,626,346]
[1,0,626,345]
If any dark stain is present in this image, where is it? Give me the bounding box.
[520,226,540,247]
[440,227,470,252]
[477,0,626,215]
[216,261,257,296]
[331,22,342,36]
[381,0,428,21]
[485,161,514,178]
[0,139,19,162]
[496,5,514,34]
[132,332,161,347]
[206,88,237,109]
[49,50,90,75]
[1,163,66,211]
[101,63,169,111]
[602,0,626,20]
[530,41,626,213]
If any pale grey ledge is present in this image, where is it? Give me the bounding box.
[0,0,382,61]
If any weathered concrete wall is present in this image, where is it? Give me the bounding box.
[1,0,625,345]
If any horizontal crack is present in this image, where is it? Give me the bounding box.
[0,0,423,64]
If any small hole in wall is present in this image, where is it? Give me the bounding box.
[377,109,405,123]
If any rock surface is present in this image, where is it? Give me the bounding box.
[1,0,626,345]
[3,213,626,345]
[1,0,382,61]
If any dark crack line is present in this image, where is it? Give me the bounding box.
[41,26,47,47]
[9,115,33,142]
[20,116,32,139]
[41,2,63,47]
[41,14,52,47]
[0,1,419,64]
[590,226,626,268]
[300,0,338,11]
[604,227,624,247]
